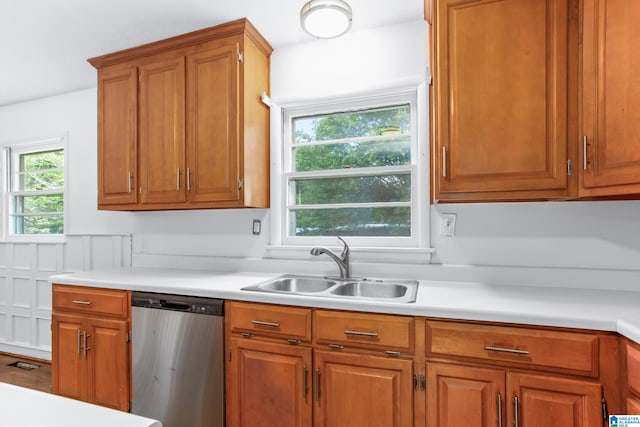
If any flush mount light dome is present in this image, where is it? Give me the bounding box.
[300,0,353,39]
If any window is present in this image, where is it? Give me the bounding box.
[280,92,427,249]
[4,136,65,238]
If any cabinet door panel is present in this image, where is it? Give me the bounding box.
[426,362,504,427]
[315,350,413,427]
[228,338,312,427]
[508,372,601,426]
[97,64,137,206]
[186,44,240,203]
[433,0,569,199]
[87,317,130,411]
[139,56,186,204]
[52,314,86,401]
[582,0,640,191]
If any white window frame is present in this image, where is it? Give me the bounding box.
[2,134,67,243]
[269,84,432,262]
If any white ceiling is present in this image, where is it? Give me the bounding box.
[0,0,423,107]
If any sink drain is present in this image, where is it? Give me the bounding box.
[9,361,40,370]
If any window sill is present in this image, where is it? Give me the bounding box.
[265,245,434,264]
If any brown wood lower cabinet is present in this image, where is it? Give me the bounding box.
[426,363,601,427]
[314,350,413,427]
[51,284,131,411]
[227,337,312,427]
[225,302,620,427]
[226,301,415,427]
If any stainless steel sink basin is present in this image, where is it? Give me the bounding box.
[260,277,337,293]
[330,282,408,298]
[242,275,418,303]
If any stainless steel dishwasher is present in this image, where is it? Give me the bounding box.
[131,292,224,427]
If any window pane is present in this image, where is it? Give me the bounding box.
[292,174,410,205]
[293,104,410,172]
[13,215,64,235]
[14,194,64,214]
[290,207,410,237]
[294,105,410,143]
[20,149,63,172]
[20,170,64,191]
[293,136,410,172]
[18,149,64,191]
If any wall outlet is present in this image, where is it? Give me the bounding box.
[441,213,457,236]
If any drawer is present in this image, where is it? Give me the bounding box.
[229,301,312,342]
[53,284,129,318]
[315,309,414,353]
[627,341,640,396]
[426,320,599,376]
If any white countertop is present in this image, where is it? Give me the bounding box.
[0,383,161,427]
[49,267,640,343]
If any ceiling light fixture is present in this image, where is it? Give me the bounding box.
[300,0,353,39]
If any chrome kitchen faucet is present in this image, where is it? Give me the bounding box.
[310,236,350,279]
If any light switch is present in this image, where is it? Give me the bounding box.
[441,213,456,236]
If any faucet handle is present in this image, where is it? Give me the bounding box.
[337,236,349,259]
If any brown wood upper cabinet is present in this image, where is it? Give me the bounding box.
[431,0,575,202]
[430,0,640,202]
[580,0,640,197]
[89,19,272,210]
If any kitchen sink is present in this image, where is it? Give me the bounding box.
[330,282,409,299]
[242,275,418,303]
[260,277,338,293]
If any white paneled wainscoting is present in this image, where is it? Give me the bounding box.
[0,234,131,359]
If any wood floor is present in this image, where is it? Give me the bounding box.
[0,353,52,393]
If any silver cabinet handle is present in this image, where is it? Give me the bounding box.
[303,366,308,400]
[497,393,503,427]
[513,396,519,427]
[384,350,401,357]
[72,300,92,305]
[583,136,588,170]
[344,330,378,337]
[176,168,181,191]
[251,320,280,328]
[484,346,529,355]
[77,329,82,356]
[82,331,90,358]
[186,168,191,191]
[315,368,321,402]
[442,146,447,177]
[128,171,133,193]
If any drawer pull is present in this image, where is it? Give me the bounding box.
[252,320,280,328]
[484,345,529,355]
[241,333,254,338]
[288,339,301,345]
[72,300,92,305]
[384,350,401,357]
[344,330,378,338]
[329,344,344,349]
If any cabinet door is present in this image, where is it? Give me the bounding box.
[52,313,87,401]
[86,317,130,411]
[186,43,240,203]
[433,0,571,201]
[139,56,186,205]
[508,372,601,427]
[97,63,137,206]
[228,337,312,427]
[314,350,413,427]
[426,362,505,427]
[582,0,640,194]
